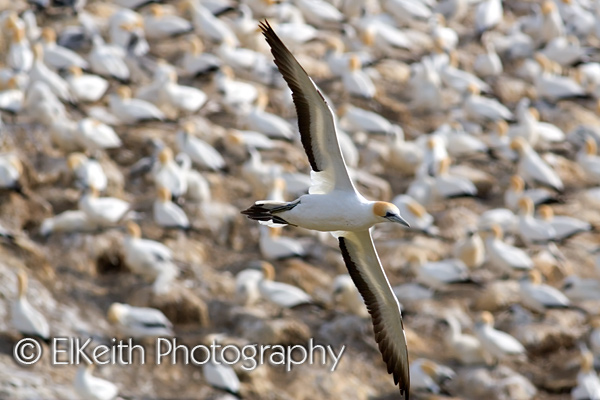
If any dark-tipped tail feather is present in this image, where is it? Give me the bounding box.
[241,200,299,225]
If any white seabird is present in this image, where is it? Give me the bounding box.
[11,270,50,340]
[107,302,174,338]
[242,22,410,396]
[74,364,119,400]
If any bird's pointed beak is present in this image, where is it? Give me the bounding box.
[387,214,410,228]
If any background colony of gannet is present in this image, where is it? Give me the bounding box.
[1,0,600,398]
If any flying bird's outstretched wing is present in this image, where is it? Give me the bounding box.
[338,229,410,398]
[259,20,355,195]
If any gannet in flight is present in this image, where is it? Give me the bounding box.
[242,21,410,398]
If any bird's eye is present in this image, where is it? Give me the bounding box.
[385,211,394,218]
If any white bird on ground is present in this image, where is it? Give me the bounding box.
[65,66,109,103]
[332,274,368,317]
[519,270,570,313]
[259,225,306,260]
[391,194,438,235]
[294,0,344,26]
[474,311,526,362]
[180,36,221,77]
[504,175,557,212]
[184,0,238,45]
[74,364,119,400]
[107,302,174,338]
[146,68,207,115]
[76,118,122,151]
[67,153,107,192]
[151,147,188,199]
[235,267,263,306]
[29,44,74,103]
[242,22,410,395]
[243,90,294,140]
[440,315,487,365]
[89,35,130,82]
[143,5,193,40]
[11,270,50,340]
[478,208,518,235]
[40,27,88,70]
[433,158,477,200]
[109,86,165,124]
[175,153,211,203]
[511,137,564,192]
[483,225,533,274]
[517,197,556,245]
[153,187,190,229]
[203,352,241,395]
[108,8,148,56]
[410,358,455,394]
[338,104,397,135]
[474,34,503,78]
[176,122,225,171]
[342,55,376,99]
[534,53,586,101]
[78,186,131,227]
[253,261,312,308]
[537,205,591,241]
[123,221,178,294]
[572,350,600,400]
[40,210,97,236]
[0,76,23,113]
[0,153,23,191]
[561,275,600,302]
[475,0,502,34]
[463,84,513,123]
[7,25,33,73]
[408,253,471,290]
[454,230,485,269]
[577,137,600,184]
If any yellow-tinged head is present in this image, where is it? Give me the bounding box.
[107,303,124,324]
[158,147,174,164]
[226,130,243,145]
[581,351,594,372]
[126,221,141,238]
[406,200,426,218]
[538,205,554,220]
[157,186,172,202]
[349,55,362,71]
[528,269,543,285]
[510,175,525,192]
[373,202,409,227]
[261,261,275,281]
[518,196,534,215]
[529,107,540,121]
[420,360,437,377]
[220,65,235,79]
[337,104,348,117]
[467,83,480,96]
[478,311,494,326]
[360,28,375,47]
[17,270,28,298]
[510,137,527,152]
[68,65,83,76]
[9,155,23,175]
[116,86,132,99]
[189,36,204,55]
[490,224,503,240]
[268,226,282,238]
[272,177,286,192]
[496,120,508,136]
[585,137,597,156]
[32,42,44,59]
[41,27,57,43]
[67,153,86,170]
[4,12,18,30]
[149,4,164,16]
[438,157,451,175]
[182,121,196,135]
[542,0,555,14]
[590,317,600,329]
[88,185,100,198]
